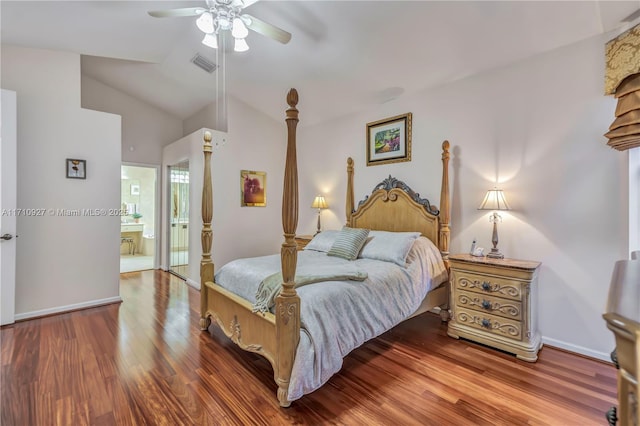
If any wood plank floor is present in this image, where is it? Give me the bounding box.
[1,270,617,425]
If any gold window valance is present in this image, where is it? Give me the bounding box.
[605,24,640,96]
[605,24,640,151]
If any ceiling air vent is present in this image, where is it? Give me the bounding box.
[191,54,217,74]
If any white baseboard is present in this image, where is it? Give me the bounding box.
[428,309,611,363]
[186,278,201,290]
[541,336,611,362]
[14,296,122,321]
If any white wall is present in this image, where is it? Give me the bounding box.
[81,75,183,165]
[211,96,286,266]
[297,34,627,360]
[1,45,122,318]
[629,147,640,255]
[162,128,207,286]
[163,96,285,286]
[183,102,217,136]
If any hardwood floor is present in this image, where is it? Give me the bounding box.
[1,270,616,425]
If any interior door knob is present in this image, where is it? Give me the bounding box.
[1,233,14,241]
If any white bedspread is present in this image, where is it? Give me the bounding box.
[213,237,448,401]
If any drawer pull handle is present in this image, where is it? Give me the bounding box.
[481,281,491,291]
[481,300,492,310]
[481,319,491,328]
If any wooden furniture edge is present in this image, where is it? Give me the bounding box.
[200,90,302,408]
[200,131,214,331]
[203,280,277,368]
[274,88,301,407]
[440,141,450,269]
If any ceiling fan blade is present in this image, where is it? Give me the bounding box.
[148,7,206,18]
[243,14,291,44]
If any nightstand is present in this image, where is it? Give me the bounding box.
[294,235,314,251]
[447,254,542,362]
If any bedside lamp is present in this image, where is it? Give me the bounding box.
[311,195,328,235]
[478,187,511,259]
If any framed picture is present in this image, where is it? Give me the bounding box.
[241,170,266,207]
[366,112,412,166]
[66,158,86,179]
[130,184,140,195]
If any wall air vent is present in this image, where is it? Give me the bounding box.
[191,54,217,74]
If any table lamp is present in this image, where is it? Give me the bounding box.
[478,187,511,259]
[311,195,328,235]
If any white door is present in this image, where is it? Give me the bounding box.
[1,89,17,325]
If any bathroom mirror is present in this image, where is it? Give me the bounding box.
[121,178,141,216]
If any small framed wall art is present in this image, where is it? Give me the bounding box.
[66,158,86,179]
[366,112,412,166]
[241,170,266,207]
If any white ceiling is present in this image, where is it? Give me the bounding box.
[2,1,639,126]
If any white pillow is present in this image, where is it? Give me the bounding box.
[359,230,421,266]
[303,230,339,253]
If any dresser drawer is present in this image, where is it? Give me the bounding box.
[455,290,522,321]
[454,307,523,340]
[453,270,524,302]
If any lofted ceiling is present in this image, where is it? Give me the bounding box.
[2,1,639,126]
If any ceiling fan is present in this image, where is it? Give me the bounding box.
[148,0,292,52]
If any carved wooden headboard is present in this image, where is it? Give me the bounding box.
[349,175,440,244]
[345,141,451,260]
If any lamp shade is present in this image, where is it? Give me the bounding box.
[232,18,249,39]
[478,188,510,211]
[234,38,249,52]
[196,12,214,34]
[202,33,218,49]
[311,195,328,209]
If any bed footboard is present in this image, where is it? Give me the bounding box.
[200,90,302,408]
[203,281,277,366]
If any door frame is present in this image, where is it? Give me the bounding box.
[166,160,190,279]
[121,162,161,270]
[1,89,18,325]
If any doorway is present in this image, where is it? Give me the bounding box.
[120,164,158,273]
[168,161,189,278]
[1,89,17,325]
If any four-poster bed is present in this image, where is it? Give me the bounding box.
[199,89,451,407]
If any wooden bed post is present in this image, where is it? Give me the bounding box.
[275,89,301,407]
[438,140,451,322]
[346,157,354,226]
[439,140,451,265]
[200,131,214,330]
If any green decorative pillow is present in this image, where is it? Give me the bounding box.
[327,227,370,260]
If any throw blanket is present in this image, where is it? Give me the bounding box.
[253,267,368,313]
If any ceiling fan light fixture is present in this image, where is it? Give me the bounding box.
[202,33,218,49]
[234,38,249,52]
[218,16,232,31]
[231,17,249,39]
[196,11,214,33]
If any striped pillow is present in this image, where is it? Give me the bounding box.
[327,227,370,260]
